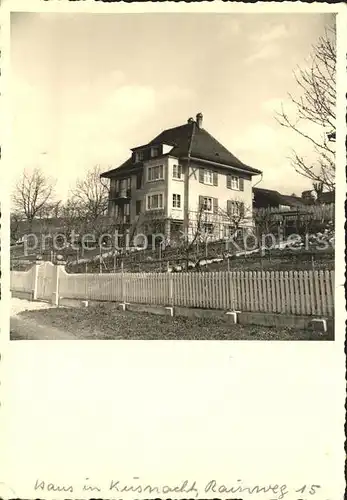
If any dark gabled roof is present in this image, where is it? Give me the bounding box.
[253,187,310,208]
[190,128,261,174]
[148,122,194,158]
[149,122,261,174]
[319,190,335,204]
[101,120,261,178]
[101,158,137,178]
[280,194,310,207]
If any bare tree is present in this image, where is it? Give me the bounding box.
[36,200,62,220]
[215,200,254,262]
[140,210,167,245]
[219,200,251,236]
[12,168,56,226]
[10,213,21,244]
[276,26,336,191]
[72,165,109,221]
[59,198,86,240]
[173,205,218,270]
[253,207,280,237]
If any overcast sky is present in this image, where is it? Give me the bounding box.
[11,12,334,199]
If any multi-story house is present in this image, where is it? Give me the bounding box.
[101,113,262,242]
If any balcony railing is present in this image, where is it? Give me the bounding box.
[110,188,131,200]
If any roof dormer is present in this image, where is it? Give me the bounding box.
[131,143,174,163]
[134,150,145,163]
[150,145,161,158]
[162,143,173,155]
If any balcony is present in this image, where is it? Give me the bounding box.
[110,188,131,201]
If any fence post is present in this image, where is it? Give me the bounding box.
[169,271,173,306]
[32,260,41,300]
[52,261,65,306]
[121,260,124,302]
[228,271,235,310]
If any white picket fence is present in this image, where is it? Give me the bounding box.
[10,262,335,317]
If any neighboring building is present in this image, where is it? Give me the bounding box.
[301,189,317,204]
[101,113,261,242]
[253,187,309,210]
[301,189,335,206]
[253,186,335,236]
[318,190,335,205]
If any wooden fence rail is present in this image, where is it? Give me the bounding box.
[10,263,335,317]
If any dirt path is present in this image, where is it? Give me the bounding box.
[10,316,79,340]
[10,298,78,340]
[11,297,55,316]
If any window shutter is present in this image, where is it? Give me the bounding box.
[213,172,218,186]
[199,169,204,184]
[239,177,244,191]
[213,198,218,214]
[227,200,232,215]
[199,195,204,210]
[226,175,231,189]
[239,202,245,218]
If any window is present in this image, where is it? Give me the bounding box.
[172,194,181,209]
[173,164,182,180]
[151,147,160,158]
[204,223,214,234]
[224,225,234,238]
[135,151,144,162]
[147,193,164,210]
[227,175,240,190]
[124,203,130,216]
[148,165,164,182]
[231,176,239,189]
[135,200,142,215]
[227,200,245,217]
[204,169,213,185]
[126,178,131,190]
[136,173,142,189]
[202,197,212,212]
[230,201,239,215]
[110,179,117,197]
[200,168,217,185]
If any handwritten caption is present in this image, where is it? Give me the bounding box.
[34,478,322,500]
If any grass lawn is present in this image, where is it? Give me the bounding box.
[18,304,333,340]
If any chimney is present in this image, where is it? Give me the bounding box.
[187,117,194,123]
[196,112,203,128]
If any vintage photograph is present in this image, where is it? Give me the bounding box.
[9,12,336,340]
